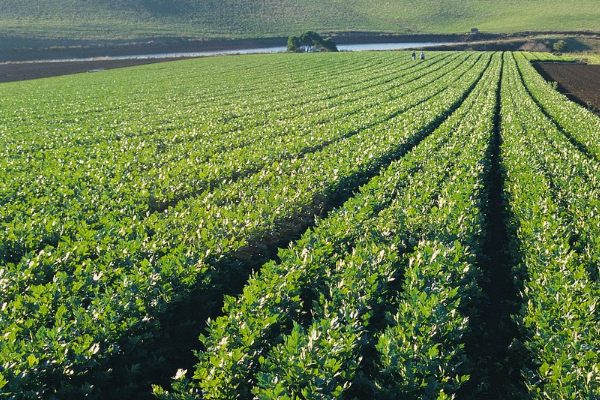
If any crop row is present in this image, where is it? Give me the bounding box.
[0,53,417,185]
[153,52,502,400]
[0,53,460,267]
[0,53,489,398]
[0,52,415,154]
[0,53,472,282]
[500,52,600,398]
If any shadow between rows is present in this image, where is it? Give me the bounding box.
[459,54,530,400]
[105,102,478,400]
[0,54,459,269]
[42,55,484,400]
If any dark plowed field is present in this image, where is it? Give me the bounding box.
[534,62,600,115]
[0,58,181,83]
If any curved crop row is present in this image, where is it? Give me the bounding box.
[0,53,460,267]
[0,53,411,155]
[0,53,489,398]
[154,52,501,400]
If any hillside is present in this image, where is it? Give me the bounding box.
[0,0,599,52]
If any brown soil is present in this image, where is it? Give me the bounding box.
[0,58,183,83]
[534,62,600,115]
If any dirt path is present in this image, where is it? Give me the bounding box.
[534,62,600,114]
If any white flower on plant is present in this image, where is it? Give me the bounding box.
[174,369,187,380]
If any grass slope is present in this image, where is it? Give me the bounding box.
[0,0,599,48]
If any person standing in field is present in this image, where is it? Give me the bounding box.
[411,51,416,60]
[420,51,425,60]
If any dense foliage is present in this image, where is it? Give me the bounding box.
[154,52,501,400]
[287,31,338,53]
[2,50,600,400]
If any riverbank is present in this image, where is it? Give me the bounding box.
[0,32,475,62]
[3,31,599,63]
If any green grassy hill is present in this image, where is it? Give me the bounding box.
[0,0,599,49]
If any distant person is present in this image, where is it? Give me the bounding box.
[420,51,425,60]
[411,51,416,60]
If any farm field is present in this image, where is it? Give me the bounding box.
[1,51,600,400]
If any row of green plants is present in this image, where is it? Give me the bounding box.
[0,53,393,158]
[520,52,565,62]
[0,52,475,300]
[500,52,600,399]
[0,53,489,398]
[153,52,502,399]
[5,50,598,399]
[1,52,460,267]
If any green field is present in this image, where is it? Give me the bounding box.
[2,51,600,400]
[0,0,599,48]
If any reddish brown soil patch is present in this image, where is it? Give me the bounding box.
[0,58,181,83]
[534,62,600,115]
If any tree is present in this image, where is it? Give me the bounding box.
[321,38,338,52]
[287,36,302,52]
[287,31,338,53]
[553,39,567,53]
